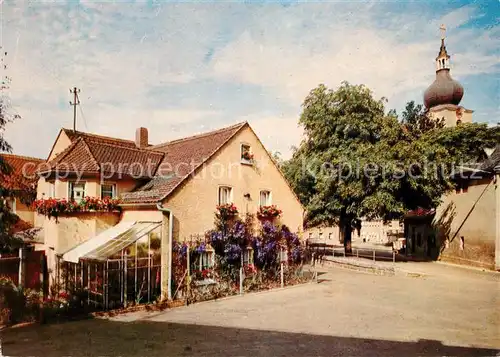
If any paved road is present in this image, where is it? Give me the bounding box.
[2,263,499,356]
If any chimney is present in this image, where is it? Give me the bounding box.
[135,127,148,148]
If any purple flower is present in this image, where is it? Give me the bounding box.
[224,243,242,262]
[196,242,206,253]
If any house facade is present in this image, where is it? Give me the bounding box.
[0,153,44,232]
[33,122,304,295]
[304,220,403,247]
[431,148,500,270]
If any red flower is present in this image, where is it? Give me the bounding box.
[33,197,121,219]
[257,205,282,219]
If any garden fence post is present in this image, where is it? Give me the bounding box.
[95,264,98,308]
[239,252,244,295]
[186,243,190,303]
[87,262,91,306]
[134,241,138,302]
[239,267,243,295]
[393,251,396,264]
[373,250,375,262]
[147,234,151,303]
[80,260,84,291]
[74,264,77,293]
[280,248,284,288]
[124,252,128,308]
[105,260,109,310]
[356,249,359,258]
[18,248,26,288]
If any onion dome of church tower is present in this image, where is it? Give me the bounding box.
[423,25,464,109]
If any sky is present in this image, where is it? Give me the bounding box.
[1,0,499,160]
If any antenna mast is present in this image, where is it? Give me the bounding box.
[69,87,80,131]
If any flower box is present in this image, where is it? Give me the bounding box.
[33,196,121,219]
[216,203,238,218]
[257,205,282,220]
[241,150,254,165]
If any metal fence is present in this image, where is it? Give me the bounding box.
[171,242,316,305]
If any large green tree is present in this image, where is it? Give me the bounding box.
[0,48,23,253]
[284,82,500,253]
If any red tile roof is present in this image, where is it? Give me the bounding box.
[42,134,165,178]
[121,122,247,203]
[0,153,44,190]
[62,128,141,149]
[41,122,247,203]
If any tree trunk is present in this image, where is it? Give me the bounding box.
[343,224,353,255]
[340,215,353,256]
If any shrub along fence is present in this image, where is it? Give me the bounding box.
[171,208,314,304]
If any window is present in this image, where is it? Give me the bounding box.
[218,186,233,205]
[48,182,55,198]
[200,251,213,270]
[69,182,86,200]
[192,251,214,272]
[101,183,116,199]
[241,144,253,163]
[259,190,271,206]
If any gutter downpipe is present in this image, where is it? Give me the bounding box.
[156,202,173,300]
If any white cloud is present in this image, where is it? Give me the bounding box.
[1,2,498,160]
[210,11,498,111]
[246,114,303,159]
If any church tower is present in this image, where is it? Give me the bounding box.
[423,25,473,127]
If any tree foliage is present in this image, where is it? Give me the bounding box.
[0,48,24,253]
[283,82,500,252]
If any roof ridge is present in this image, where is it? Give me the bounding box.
[1,153,44,162]
[151,121,247,149]
[82,137,165,155]
[63,128,136,144]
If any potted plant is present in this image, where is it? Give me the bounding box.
[257,205,282,220]
[241,150,254,162]
[216,203,238,219]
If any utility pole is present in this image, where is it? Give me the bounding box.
[69,87,80,131]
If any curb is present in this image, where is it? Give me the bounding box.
[322,258,429,278]
[434,260,500,276]
[322,258,396,276]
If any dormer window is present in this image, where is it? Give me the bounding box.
[241,144,254,164]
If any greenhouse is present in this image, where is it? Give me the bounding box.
[57,221,162,309]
